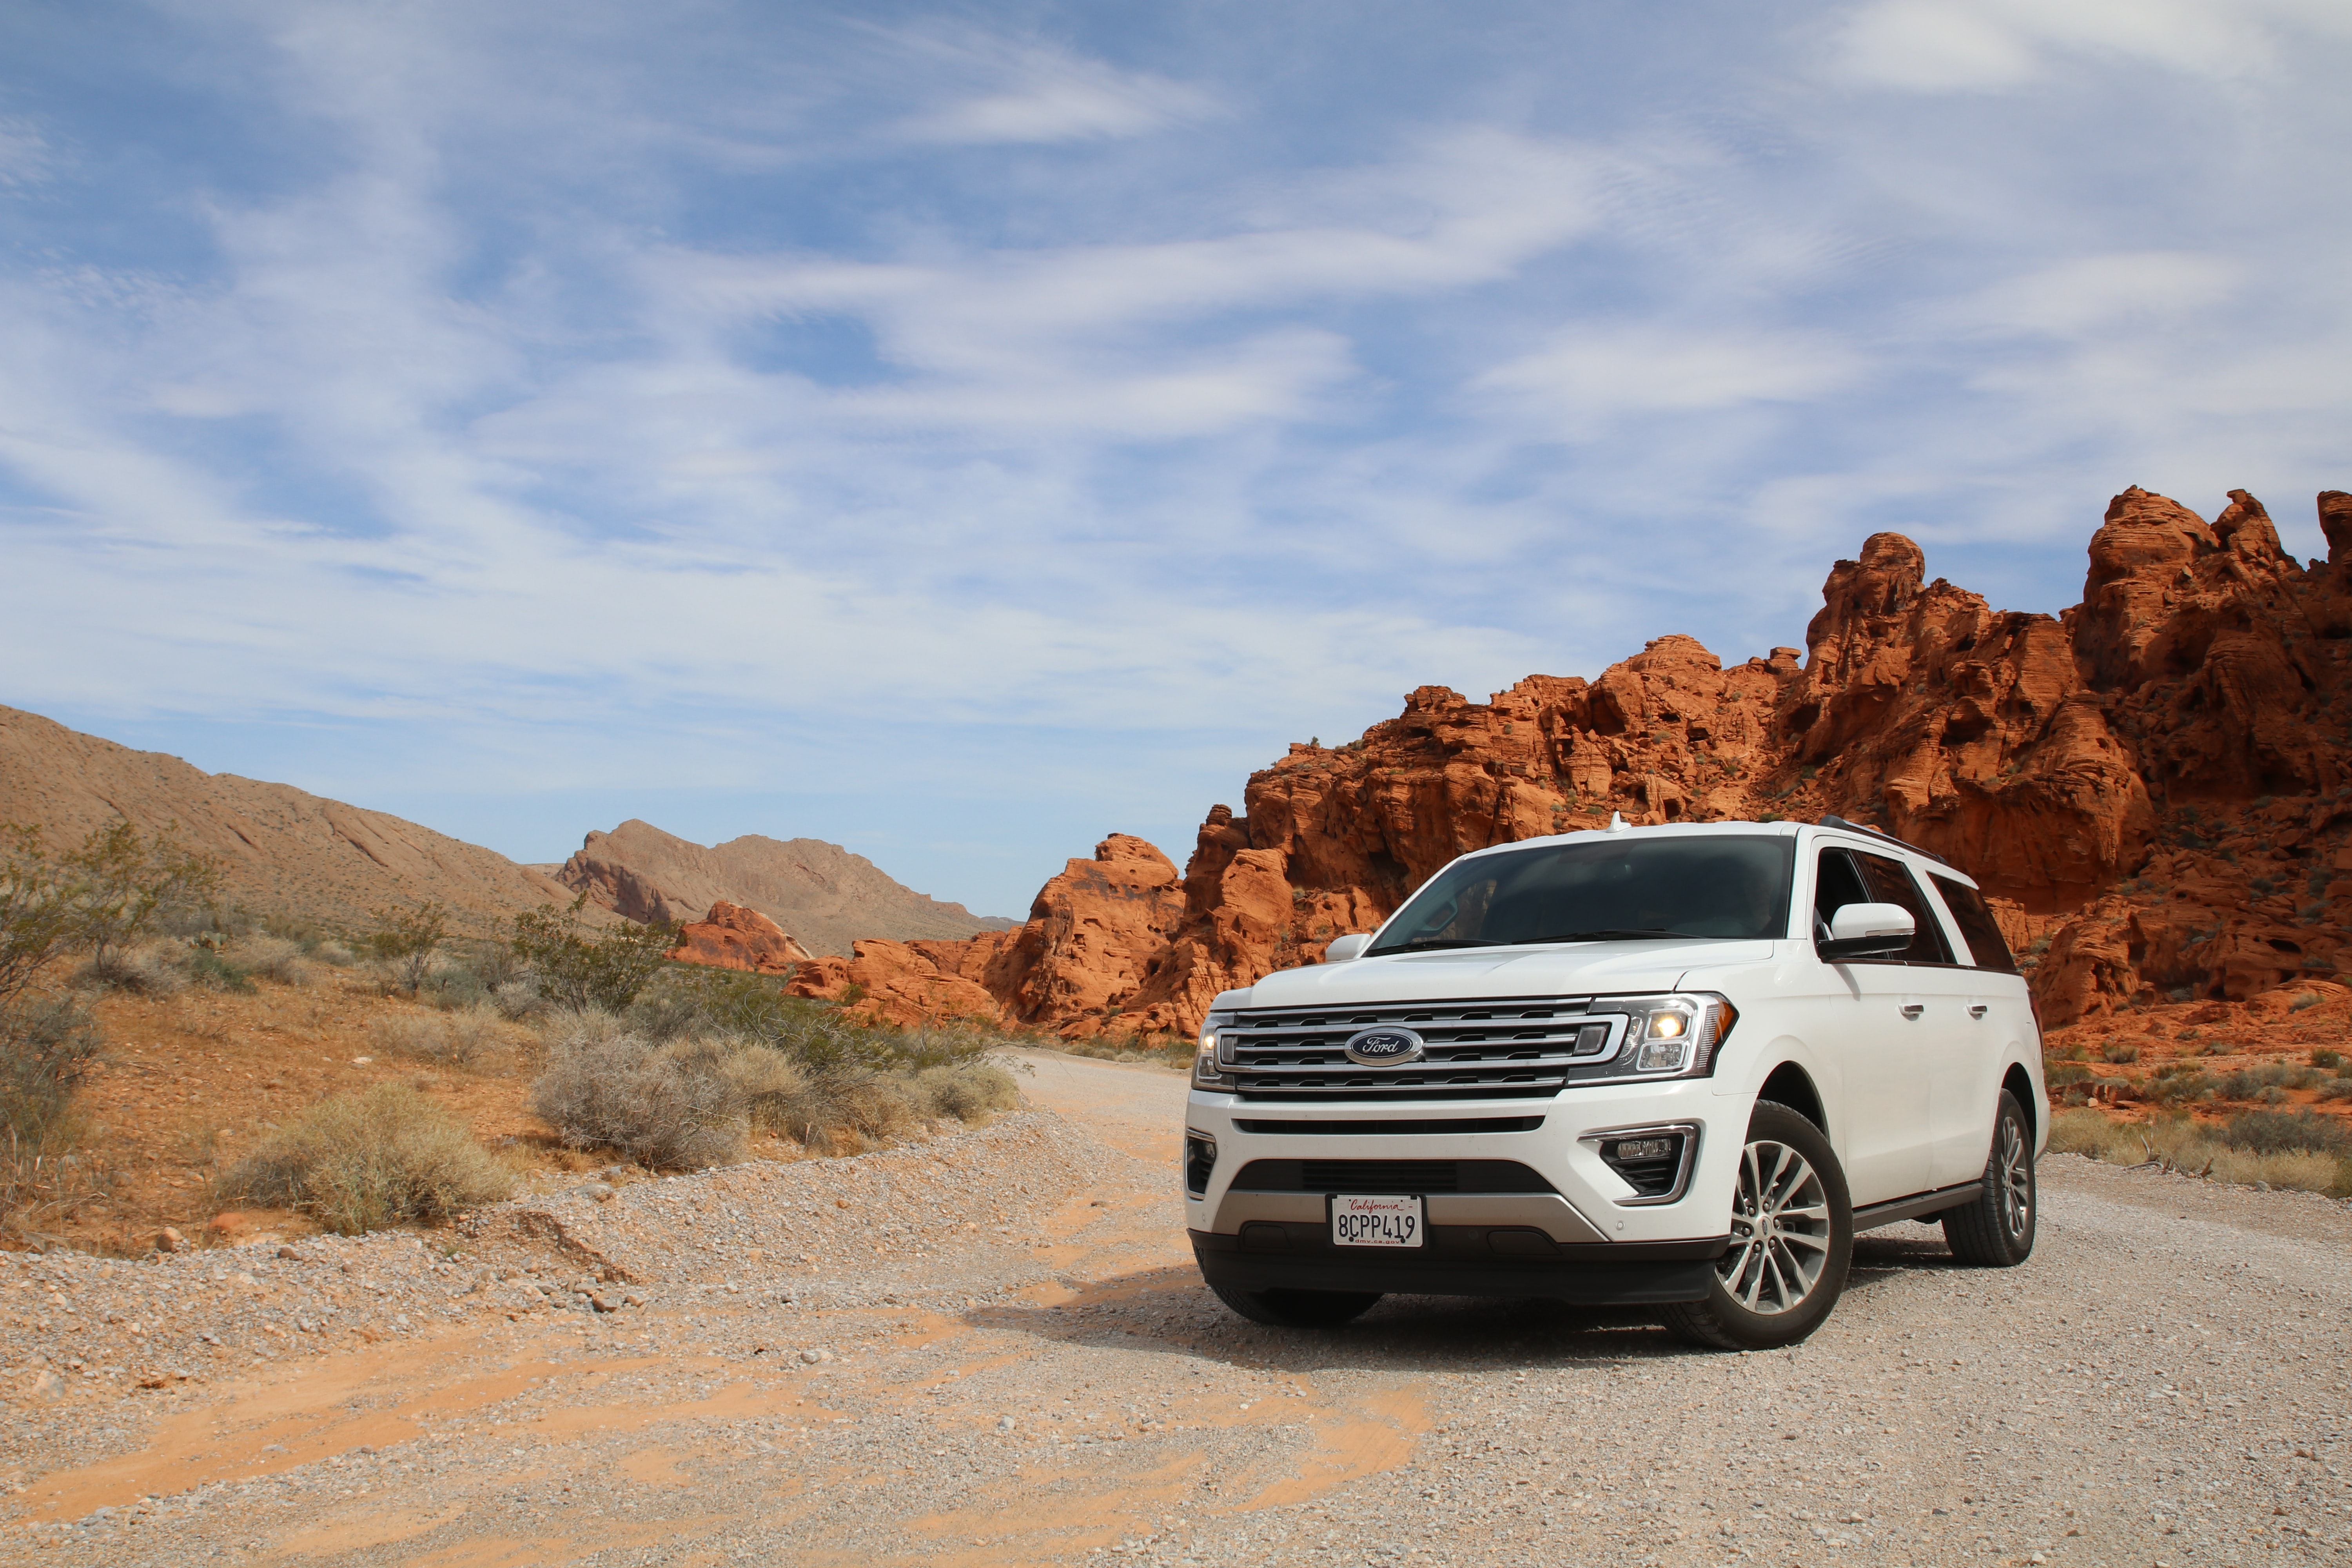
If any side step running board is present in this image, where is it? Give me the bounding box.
[1853,1183,1979,1232]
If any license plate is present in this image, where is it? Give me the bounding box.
[1330,1194,1424,1248]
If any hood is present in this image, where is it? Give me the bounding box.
[1234,938,1779,1009]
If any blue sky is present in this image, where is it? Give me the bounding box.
[3,1,2349,918]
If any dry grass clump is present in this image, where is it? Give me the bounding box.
[367,1006,506,1069]
[2049,1107,2352,1198]
[222,1082,514,1234]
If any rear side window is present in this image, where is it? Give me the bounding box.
[1850,850,1956,964]
[1929,874,2021,974]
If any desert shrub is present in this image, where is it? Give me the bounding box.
[2101,1042,2140,1065]
[511,898,680,1014]
[2047,1107,2352,1198]
[75,942,186,995]
[2220,1109,2352,1158]
[2213,1063,2318,1099]
[184,944,254,993]
[368,1006,505,1069]
[2312,1047,2344,1070]
[367,902,448,998]
[528,1016,746,1169]
[490,978,543,1020]
[915,1060,1021,1120]
[231,935,312,987]
[2288,991,2322,1012]
[2044,1060,2093,1088]
[223,1083,513,1234]
[2,996,104,1155]
[312,940,356,967]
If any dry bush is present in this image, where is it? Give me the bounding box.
[230,935,312,987]
[529,1016,747,1169]
[74,943,185,996]
[915,1060,1020,1121]
[367,1007,505,1069]
[2049,1107,2352,1197]
[222,1082,514,1234]
[3,997,108,1234]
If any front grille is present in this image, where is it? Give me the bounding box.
[1230,1159,1557,1194]
[1231,1116,1545,1136]
[1219,996,1624,1102]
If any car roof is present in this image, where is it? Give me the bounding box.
[1452,817,1984,889]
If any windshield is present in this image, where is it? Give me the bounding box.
[1365,835,1795,955]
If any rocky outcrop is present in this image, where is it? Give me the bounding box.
[0,704,577,933]
[782,939,1009,1027]
[667,901,813,974]
[558,819,1016,958]
[942,486,2352,1038]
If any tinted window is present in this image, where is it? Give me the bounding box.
[1367,835,1795,954]
[1812,849,1871,938]
[1852,850,1956,964]
[1929,874,2021,973]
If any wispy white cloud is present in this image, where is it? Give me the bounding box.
[1472,325,1869,436]
[1825,0,2350,92]
[888,32,1221,144]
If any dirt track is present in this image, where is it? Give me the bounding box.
[7,1051,2352,1566]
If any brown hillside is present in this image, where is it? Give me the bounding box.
[0,706,574,933]
[558,818,1016,958]
[800,485,2352,1056]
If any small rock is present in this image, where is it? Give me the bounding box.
[276,1245,302,1260]
[997,1416,1017,1433]
[155,1227,187,1254]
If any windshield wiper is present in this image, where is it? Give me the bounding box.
[1511,928,1699,944]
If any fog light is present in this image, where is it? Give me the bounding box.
[1587,1124,1699,1204]
[1184,1132,1217,1197]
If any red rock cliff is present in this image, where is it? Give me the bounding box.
[871,486,2352,1036]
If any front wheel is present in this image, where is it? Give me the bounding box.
[1942,1090,2036,1267]
[1657,1102,1854,1351]
[1208,1283,1382,1328]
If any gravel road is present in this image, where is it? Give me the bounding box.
[5,1051,2350,1567]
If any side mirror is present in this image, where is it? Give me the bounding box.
[1325,933,1372,962]
[1818,902,1914,962]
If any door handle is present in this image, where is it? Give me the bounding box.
[1969,1004,1988,1019]
[1900,1004,1924,1020]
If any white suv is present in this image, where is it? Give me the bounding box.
[1183,816,2045,1349]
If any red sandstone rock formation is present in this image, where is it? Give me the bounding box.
[667,900,814,975]
[782,939,1008,1027]
[931,485,2352,1039]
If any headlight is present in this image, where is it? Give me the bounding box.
[1590,993,1737,1078]
[1194,1011,1235,1089]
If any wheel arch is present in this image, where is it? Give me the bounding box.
[2002,1060,2040,1147]
[1755,1060,1827,1133]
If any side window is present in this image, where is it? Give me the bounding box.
[1811,848,1873,940]
[1929,874,2021,974]
[1851,850,1956,964]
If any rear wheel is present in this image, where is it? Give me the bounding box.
[1208,1283,1382,1328]
[1942,1090,2036,1267]
[1658,1102,1853,1351]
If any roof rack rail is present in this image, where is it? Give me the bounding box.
[1815,814,1949,864]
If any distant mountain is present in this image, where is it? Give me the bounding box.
[557,819,1017,957]
[0,704,574,932]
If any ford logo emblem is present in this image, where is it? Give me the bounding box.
[1343,1026,1426,1066]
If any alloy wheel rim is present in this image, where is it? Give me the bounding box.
[1717,1138,1833,1315]
[1998,1116,2032,1239]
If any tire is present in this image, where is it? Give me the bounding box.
[1657,1102,1854,1351]
[1208,1283,1382,1328]
[1942,1090,2037,1267]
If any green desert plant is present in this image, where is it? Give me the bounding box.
[510,897,680,1014]
[222,1082,514,1234]
[368,901,450,998]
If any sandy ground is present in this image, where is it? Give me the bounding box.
[7,1050,2352,1567]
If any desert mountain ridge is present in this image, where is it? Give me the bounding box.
[764,483,2352,1041]
[0,706,1013,950]
[0,704,575,932]
[557,818,1018,958]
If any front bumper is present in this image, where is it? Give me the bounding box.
[1191,1228,1726,1304]
[1183,1080,1738,1301]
